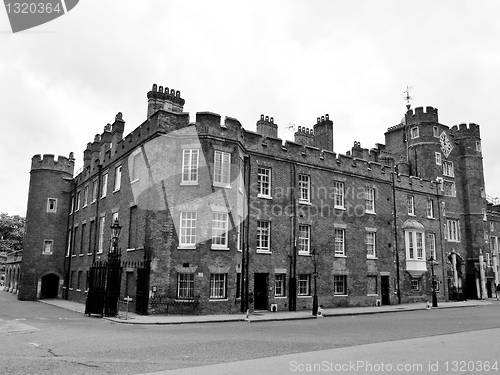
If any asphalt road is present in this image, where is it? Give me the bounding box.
[1,291,500,375]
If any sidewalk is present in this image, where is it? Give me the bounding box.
[38,298,493,325]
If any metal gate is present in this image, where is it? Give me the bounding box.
[85,252,122,317]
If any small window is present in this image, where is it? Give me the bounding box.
[443,181,456,197]
[428,233,436,260]
[257,168,272,198]
[256,221,270,252]
[334,275,347,295]
[407,195,415,216]
[210,273,227,299]
[297,274,311,296]
[435,152,442,166]
[298,174,310,203]
[411,278,420,291]
[476,141,482,152]
[92,180,98,203]
[298,225,311,255]
[447,219,460,242]
[101,173,108,198]
[366,232,376,258]
[181,149,199,184]
[76,191,81,211]
[114,165,122,192]
[47,198,57,213]
[365,187,375,214]
[334,228,345,256]
[43,240,53,254]
[334,181,345,209]
[177,273,194,299]
[483,208,487,222]
[410,127,419,139]
[433,126,439,138]
[83,186,89,207]
[427,199,434,219]
[275,273,286,297]
[442,161,454,177]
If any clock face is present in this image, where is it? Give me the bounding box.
[440,131,453,158]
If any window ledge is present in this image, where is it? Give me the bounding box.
[211,246,229,251]
[334,206,346,210]
[333,294,348,297]
[82,205,88,209]
[178,246,196,250]
[76,289,82,292]
[180,181,199,186]
[79,254,84,257]
[113,189,120,193]
[427,216,436,220]
[69,288,74,291]
[367,256,378,260]
[335,254,347,258]
[256,250,272,254]
[365,211,376,215]
[213,183,231,189]
[298,200,311,205]
[71,255,76,258]
[209,299,228,302]
[88,253,92,256]
[367,294,379,297]
[257,194,272,200]
[274,296,287,299]
[408,213,415,217]
[298,252,311,256]
[42,252,53,256]
[297,295,312,298]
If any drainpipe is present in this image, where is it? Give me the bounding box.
[92,164,102,264]
[390,160,401,304]
[435,181,446,299]
[289,163,297,311]
[64,181,77,300]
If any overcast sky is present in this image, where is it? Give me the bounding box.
[1,0,500,217]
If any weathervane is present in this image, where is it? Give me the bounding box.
[284,123,296,132]
[404,85,413,110]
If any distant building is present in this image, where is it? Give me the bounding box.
[15,84,499,315]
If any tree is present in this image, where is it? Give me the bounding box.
[0,213,25,271]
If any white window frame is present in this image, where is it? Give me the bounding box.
[66,229,72,257]
[92,179,98,203]
[427,199,434,219]
[213,151,231,187]
[43,240,53,255]
[442,161,454,178]
[334,181,345,209]
[76,191,81,211]
[333,275,347,295]
[179,212,197,248]
[256,220,270,253]
[410,126,419,139]
[446,219,460,242]
[47,198,57,213]
[298,225,311,255]
[411,278,420,291]
[334,228,345,256]
[101,173,108,198]
[257,167,271,198]
[209,273,227,299]
[366,231,376,258]
[490,222,495,232]
[211,212,228,249]
[428,233,436,260]
[131,149,142,183]
[177,273,194,299]
[297,274,310,296]
[407,195,415,216]
[275,273,286,297]
[435,152,442,166]
[443,181,456,197]
[298,174,310,203]
[365,187,375,214]
[98,216,105,253]
[482,208,487,222]
[114,165,122,192]
[405,230,425,260]
[181,149,199,185]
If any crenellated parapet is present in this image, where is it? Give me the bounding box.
[31,153,74,175]
[450,123,481,139]
[405,106,439,126]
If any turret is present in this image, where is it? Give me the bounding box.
[19,153,75,300]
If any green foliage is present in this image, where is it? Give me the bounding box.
[0,213,25,270]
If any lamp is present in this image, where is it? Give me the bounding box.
[311,248,319,316]
[428,254,438,307]
[110,218,122,254]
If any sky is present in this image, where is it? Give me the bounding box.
[1,0,500,217]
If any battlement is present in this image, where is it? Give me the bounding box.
[450,123,481,138]
[405,106,439,126]
[31,153,75,175]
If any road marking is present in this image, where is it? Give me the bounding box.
[15,318,27,321]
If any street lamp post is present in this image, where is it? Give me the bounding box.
[428,255,438,308]
[311,248,319,316]
[110,218,122,255]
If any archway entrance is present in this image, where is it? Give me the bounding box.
[40,274,59,299]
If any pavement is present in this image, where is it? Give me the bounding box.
[37,297,493,325]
